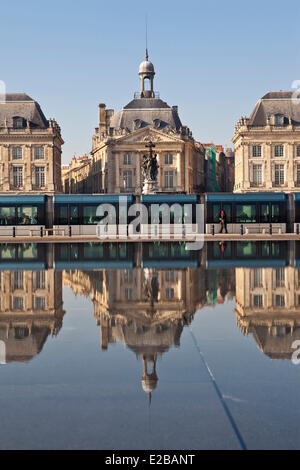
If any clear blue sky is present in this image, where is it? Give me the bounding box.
[1,0,300,163]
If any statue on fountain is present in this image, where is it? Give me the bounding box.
[142,140,159,194]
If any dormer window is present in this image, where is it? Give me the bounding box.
[274,114,284,126]
[134,119,143,129]
[153,119,162,129]
[13,117,24,129]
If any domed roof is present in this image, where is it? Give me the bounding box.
[139,60,155,75]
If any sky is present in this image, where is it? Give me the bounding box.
[1,0,300,163]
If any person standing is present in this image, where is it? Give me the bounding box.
[219,209,228,234]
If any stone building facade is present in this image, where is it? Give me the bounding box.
[0,94,63,193]
[88,54,205,194]
[233,91,300,193]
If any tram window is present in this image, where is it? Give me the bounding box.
[0,207,16,225]
[17,206,38,225]
[260,204,270,223]
[84,206,115,224]
[236,204,257,223]
[170,205,183,224]
[58,206,68,225]
[222,204,232,223]
[70,206,79,225]
[183,205,192,223]
[271,204,280,223]
[212,204,221,223]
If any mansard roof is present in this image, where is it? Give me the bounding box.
[0,93,49,128]
[249,91,300,126]
[109,97,183,132]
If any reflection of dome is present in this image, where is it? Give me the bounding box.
[142,376,158,393]
[139,60,155,75]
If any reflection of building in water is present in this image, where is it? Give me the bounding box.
[0,269,64,362]
[64,267,206,400]
[235,266,300,359]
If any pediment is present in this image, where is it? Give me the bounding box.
[113,127,184,144]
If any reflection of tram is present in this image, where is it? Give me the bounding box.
[206,241,288,268]
[53,242,135,270]
[206,193,287,234]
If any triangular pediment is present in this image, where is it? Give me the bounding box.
[112,126,184,144]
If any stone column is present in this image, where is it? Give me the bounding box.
[176,151,181,190]
[288,143,295,189]
[47,144,55,192]
[24,145,32,191]
[115,152,120,192]
[136,152,141,193]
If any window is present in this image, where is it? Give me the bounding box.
[123,154,131,165]
[275,115,283,126]
[165,270,175,282]
[274,164,284,185]
[236,204,257,223]
[35,296,45,310]
[123,171,132,189]
[13,167,23,187]
[253,269,263,288]
[0,207,16,225]
[83,206,104,225]
[35,271,46,289]
[12,147,22,160]
[165,154,173,165]
[35,167,45,187]
[253,164,262,184]
[166,287,175,299]
[274,145,284,157]
[34,147,44,160]
[13,297,24,310]
[13,117,23,129]
[124,269,133,283]
[275,295,285,307]
[297,145,300,157]
[13,271,24,290]
[252,145,261,157]
[297,165,300,184]
[17,206,38,225]
[253,295,263,307]
[260,204,270,223]
[125,287,133,300]
[275,268,285,287]
[164,171,174,188]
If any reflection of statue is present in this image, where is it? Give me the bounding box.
[143,268,159,314]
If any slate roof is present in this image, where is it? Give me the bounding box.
[0,93,49,128]
[109,98,183,132]
[249,91,300,126]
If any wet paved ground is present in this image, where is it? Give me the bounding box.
[0,242,300,449]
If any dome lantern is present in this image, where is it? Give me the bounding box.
[139,49,155,98]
